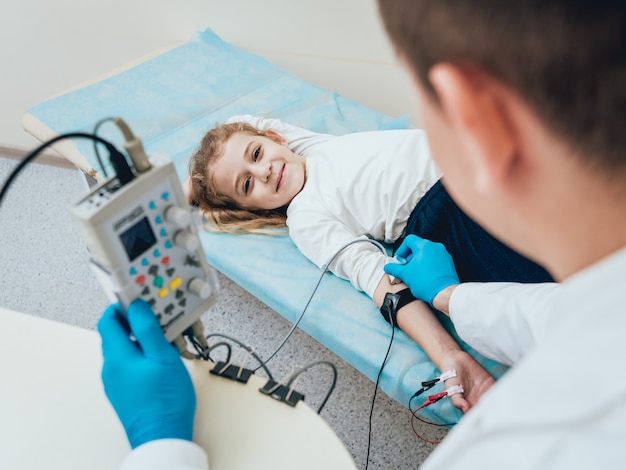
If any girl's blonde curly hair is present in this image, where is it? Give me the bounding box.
[188,122,288,234]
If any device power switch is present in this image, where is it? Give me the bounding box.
[164,205,191,227]
[173,230,200,251]
[188,277,213,300]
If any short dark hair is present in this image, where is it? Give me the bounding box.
[378,0,626,175]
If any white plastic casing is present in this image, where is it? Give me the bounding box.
[70,154,218,342]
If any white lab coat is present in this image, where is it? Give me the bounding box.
[422,245,626,469]
[120,439,208,469]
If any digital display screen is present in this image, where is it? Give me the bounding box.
[119,217,157,261]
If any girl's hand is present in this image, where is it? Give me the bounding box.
[440,350,495,413]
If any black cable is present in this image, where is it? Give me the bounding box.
[205,332,275,382]
[408,395,458,428]
[0,132,123,208]
[251,266,326,372]
[234,237,387,466]
[411,378,440,400]
[189,336,211,361]
[92,117,118,177]
[185,331,235,363]
[253,238,387,372]
[364,322,396,470]
[205,341,233,363]
[285,360,338,414]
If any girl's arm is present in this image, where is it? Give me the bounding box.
[373,275,495,413]
[288,212,494,412]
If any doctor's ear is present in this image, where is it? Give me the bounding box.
[264,129,288,147]
[428,63,516,191]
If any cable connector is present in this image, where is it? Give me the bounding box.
[412,369,458,398]
[173,335,196,360]
[108,144,135,186]
[427,384,464,403]
[259,379,305,407]
[210,361,253,383]
[422,384,464,408]
[425,391,448,406]
[113,117,152,174]
[182,320,210,360]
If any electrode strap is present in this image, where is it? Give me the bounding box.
[380,288,417,326]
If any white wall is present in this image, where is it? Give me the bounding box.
[1,0,418,150]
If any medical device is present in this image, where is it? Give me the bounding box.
[70,120,218,345]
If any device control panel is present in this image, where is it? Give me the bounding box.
[71,154,218,342]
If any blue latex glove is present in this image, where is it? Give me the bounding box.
[384,235,460,306]
[97,299,196,449]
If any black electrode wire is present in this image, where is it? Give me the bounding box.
[189,336,212,361]
[92,117,118,178]
[205,332,275,382]
[204,340,234,363]
[0,132,120,208]
[364,316,397,470]
[253,238,387,373]
[285,360,338,414]
[409,394,457,428]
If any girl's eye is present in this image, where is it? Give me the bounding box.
[253,146,260,162]
[244,177,251,195]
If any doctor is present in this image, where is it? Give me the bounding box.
[379,0,626,468]
[98,0,626,468]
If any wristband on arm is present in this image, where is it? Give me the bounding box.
[380,288,417,326]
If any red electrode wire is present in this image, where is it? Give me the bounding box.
[410,385,463,445]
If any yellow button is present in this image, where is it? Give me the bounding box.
[169,277,182,290]
[158,288,169,298]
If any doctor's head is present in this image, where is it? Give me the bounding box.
[378,0,626,277]
[188,122,306,233]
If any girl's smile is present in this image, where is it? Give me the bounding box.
[210,130,306,211]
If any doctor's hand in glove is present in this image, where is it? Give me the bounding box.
[385,235,460,313]
[97,299,196,449]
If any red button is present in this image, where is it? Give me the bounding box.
[161,256,170,265]
[136,275,147,285]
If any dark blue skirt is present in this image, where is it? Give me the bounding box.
[398,180,553,283]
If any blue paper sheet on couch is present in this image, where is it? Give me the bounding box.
[24,28,508,423]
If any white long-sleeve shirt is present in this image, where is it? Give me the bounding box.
[227,115,441,297]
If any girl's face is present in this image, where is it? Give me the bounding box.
[210,131,306,211]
